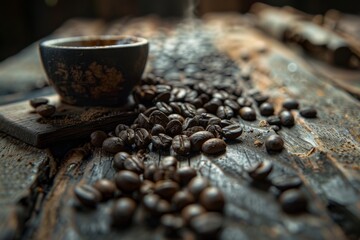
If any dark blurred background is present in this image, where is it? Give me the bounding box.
[0,0,359,61]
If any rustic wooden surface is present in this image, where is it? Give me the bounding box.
[0,15,359,240]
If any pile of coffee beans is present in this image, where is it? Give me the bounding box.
[74,155,225,239]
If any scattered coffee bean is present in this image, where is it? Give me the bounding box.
[143,165,157,182]
[282,99,299,110]
[172,135,191,155]
[123,155,144,174]
[206,124,223,138]
[115,170,141,193]
[252,93,269,105]
[156,102,173,115]
[172,190,195,211]
[134,128,151,149]
[112,197,137,227]
[93,179,116,200]
[199,187,225,212]
[188,177,209,199]
[204,98,222,113]
[166,119,183,137]
[161,214,184,237]
[177,167,197,186]
[190,212,223,240]
[118,129,135,145]
[181,103,197,118]
[36,104,56,118]
[201,138,226,155]
[279,111,294,127]
[74,184,101,208]
[168,113,185,123]
[140,180,155,196]
[152,133,173,150]
[247,160,273,180]
[265,135,284,152]
[190,131,215,152]
[155,180,180,200]
[299,107,317,118]
[259,102,274,116]
[181,204,206,225]
[115,124,129,136]
[224,99,240,111]
[237,97,252,107]
[150,110,169,128]
[161,156,178,170]
[222,124,243,140]
[113,152,129,171]
[151,124,166,136]
[90,130,107,147]
[267,116,281,126]
[272,175,303,191]
[102,137,125,153]
[216,106,234,119]
[137,113,152,129]
[220,119,236,128]
[207,117,221,126]
[279,189,308,214]
[239,107,256,121]
[29,98,49,108]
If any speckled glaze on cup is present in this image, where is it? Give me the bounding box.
[39,35,149,106]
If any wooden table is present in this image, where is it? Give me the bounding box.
[0,15,359,240]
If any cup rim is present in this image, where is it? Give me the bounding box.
[40,35,148,50]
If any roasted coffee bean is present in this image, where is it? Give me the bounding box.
[177,167,197,186]
[190,212,223,240]
[272,175,303,191]
[156,102,173,114]
[213,90,229,100]
[149,110,169,128]
[143,106,157,117]
[222,124,243,140]
[300,107,317,118]
[113,152,129,170]
[155,84,172,94]
[206,125,223,138]
[172,87,187,101]
[115,170,141,193]
[130,123,139,130]
[259,102,275,116]
[204,98,222,113]
[143,193,161,212]
[151,124,166,136]
[207,117,221,126]
[239,107,256,121]
[90,130,107,147]
[36,104,56,117]
[172,190,195,211]
[137,113,152,129]
[115,124,129,136]
[154,180,180,200]
[247,160,273,180]
[124,155,144,174]
[271,125,281,132]
[216,105,234,119]
[134,128,151,149]
[265,134,284,152]
[279,189,308,214]
[267,116,281,126]
[187,126,205,135]
[181,103,197,118]
[154,91,171,103]
[30,98,49,108]
[199,187,225,212]
[140,180,155,196]
[168,113,185,123]
[252,93,269,105]
[190,98,203,108]
[161,156,178,170]
[279,111,294,127]
[172,135,191,155]
[118,129,135,145]
[202,138,226,154]
[102,137,125,153]
[282,99,299,110]
[74,184,101,208]
[188,177,209,199]
[219,119,235,128]
[169,102,182,115]
[182,117,199,130]
[144,164,157,181]
[156,199,172,216]
[112,198,137,227]
[153,167,178,182]
[93,179,116,200]
[161,214,184,237]
[181,204,206,225]
[224,99,240,111]
[166,120,183,137]
[184,90,198,102]
[152,133,172,150]
[198,93,210,104]
[190,131,214,152]
[237,97,252,107]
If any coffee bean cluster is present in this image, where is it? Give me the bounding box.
[29,97,56,118]
[74,154,225,239]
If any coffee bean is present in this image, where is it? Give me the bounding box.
[259,102,274,116]
[154,91,171,103]
[271,125,281,132]
[190,131,214,152]
[115,124,129,136]
[169,102,182,115]
[153,167,178,183]
[123,155,144,174]
[216,106,234,119]
[151,124,166,136]
[161,156,178,170]
[74,184,101,208]
[143,193,161,212]
[102,137,125,153]
[172,135,191,155]
[222,124,242,140]
[168,113,185,123]
[90,130,107,147]
[206,125,223,139]
[279,111,294,127]
[279,189,307,214]
[272,175,303,191]
[201,138,226,155]
[247,160,273,180]
[156,199,172,216]
[267,116,281,126]
[190,98,203,108]
[155,180,180,200]
[134,128,151,149]
[93,179,116,200]
[181,204,206,225]
[188,177,209,199]
[237,97,252,107]
[198,93,210,104]
[282,99,299,110]
[144,165,157,181]
[182,117,199,130]
[172,190,195,211]
[181,103,197,118]
[224,99,240,111]
[112,198,137,227]
[155,84,172,94]
[152,133,172,150]
[252,93,269,105]
[118,129,135,146]
[204,98,222,113]
[199,187,225,212]
[166,119,183,137]
[207,117,221,126]
[149,110,169,128]
[172,87,187,101]
[265,134,284,152]
[30,98,49,108]
[140,180,155,196]
[299,107,317,118]
[190,212,223,239]
[177,167,197,186]
[113,152,129,171]
[161,214,184,237]
[220,119,236,128]
[239,107,256,121]
[115,170,141,193]
[187,126,205,135]
[36,104,56,118]
[156,102,173,114]
[143,106,157,117]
